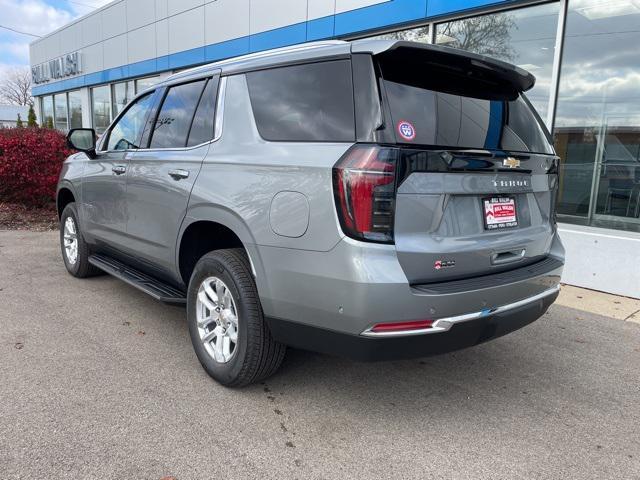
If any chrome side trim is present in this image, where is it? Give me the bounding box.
[361,285,560,338]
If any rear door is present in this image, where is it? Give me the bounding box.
[124,75,220,279]
[372,47,559,284]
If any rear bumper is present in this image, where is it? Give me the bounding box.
[254,232,564,337]
[266,286,559,361]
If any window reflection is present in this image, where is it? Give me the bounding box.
[150,80,206,149]
[135,76,161,94]
[555,0,640,232]
[67,90,83,129]
[91,85,111,135]
[371,25,430,43]
[41,96,54,128]
[54,94,68,131]
[107,93,154,151]
[112,81,135,117]
[436,3,560,124]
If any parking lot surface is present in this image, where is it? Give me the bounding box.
[1,230,639,479]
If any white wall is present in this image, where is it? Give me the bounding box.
[559,224,640,299]
[29,0,391,83]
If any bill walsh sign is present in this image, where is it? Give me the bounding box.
[32,51,81,84]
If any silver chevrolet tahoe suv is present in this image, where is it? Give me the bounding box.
[58,40,564,387]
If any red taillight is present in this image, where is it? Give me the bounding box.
[370,320,434,333]
[333,145,397,243]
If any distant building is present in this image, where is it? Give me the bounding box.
[0,105,29,128]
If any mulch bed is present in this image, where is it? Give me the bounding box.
[0,203,58,231]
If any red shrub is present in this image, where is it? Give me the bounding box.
[0,127,74,207]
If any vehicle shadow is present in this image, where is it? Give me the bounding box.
[248,314,582,416]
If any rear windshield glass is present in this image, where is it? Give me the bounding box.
[380,67,553,154]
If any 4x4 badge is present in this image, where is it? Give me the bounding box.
[434,260,455,270]
[503,157,521,169]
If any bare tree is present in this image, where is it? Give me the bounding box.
[438,13,517,62]
[374,13,517,63]
[376,26,430,43]
[0,67,33,107]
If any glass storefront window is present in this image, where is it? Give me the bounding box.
[112,81,135,117]
[41,96,54,128]
[435,3,560,125]
[555,0,640,233]
[67,90,83,129]
[54,94,68,131]
[135,76,160,94]
[370,25,430,43]
[91,85,111,135]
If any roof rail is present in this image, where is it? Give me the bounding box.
[167,40,348,81]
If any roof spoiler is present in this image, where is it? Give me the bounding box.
[351,40,535,93]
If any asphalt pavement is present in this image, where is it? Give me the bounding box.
[1,230,638,479]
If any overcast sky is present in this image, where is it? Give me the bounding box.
[0,0,112,76]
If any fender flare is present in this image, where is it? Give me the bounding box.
[175,204,269,295]
[56,180,79,217]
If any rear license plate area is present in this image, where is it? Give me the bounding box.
[483,196,517,230]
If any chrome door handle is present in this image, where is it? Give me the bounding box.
[112,165,126,175]
[168,169,190,180]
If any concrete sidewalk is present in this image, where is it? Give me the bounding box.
[556,284,640,323]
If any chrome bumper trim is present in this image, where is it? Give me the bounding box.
[361,285,560,338]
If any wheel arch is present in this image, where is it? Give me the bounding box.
[56,182,78,219]
[176,205,264,290]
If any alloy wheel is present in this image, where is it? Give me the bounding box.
[196,276,239,363]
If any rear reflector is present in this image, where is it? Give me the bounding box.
[370,320,434,333]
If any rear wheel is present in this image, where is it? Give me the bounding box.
[187,248,286,387]
[59,203,100,278]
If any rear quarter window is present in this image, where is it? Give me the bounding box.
[246,60,355,142]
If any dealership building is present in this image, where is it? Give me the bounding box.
[29,0,640,298]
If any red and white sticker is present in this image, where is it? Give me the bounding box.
[397,120,416,141]
[484,197,518,230]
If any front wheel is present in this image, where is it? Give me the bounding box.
[59,203,101,278]
[187,249,286,387]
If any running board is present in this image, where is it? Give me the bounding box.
[88,254,186,305]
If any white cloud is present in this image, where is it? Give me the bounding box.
[0,0,74,38]
[0,0,114,67]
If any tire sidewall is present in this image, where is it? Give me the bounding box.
[187,254,254,385]
[60,204,82,276]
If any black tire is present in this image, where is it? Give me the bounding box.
[59,203,101,278]
[187,248,286,387]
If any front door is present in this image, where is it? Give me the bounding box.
[124,76,219,280]
[80,90,157,252]
[80,149,129,249]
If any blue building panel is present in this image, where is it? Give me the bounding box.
[169,47,206,70]
[205,37,251,63]
[249,22,307,52]
[427,0,515,17]
[128,58,158,78]
[334,0,427,36]
[307,16,335,41]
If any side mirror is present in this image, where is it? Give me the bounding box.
[67,128,97,159]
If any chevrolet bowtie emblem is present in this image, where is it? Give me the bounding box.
[503,157,521,169]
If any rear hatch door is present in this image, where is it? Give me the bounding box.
[370,42,559,284]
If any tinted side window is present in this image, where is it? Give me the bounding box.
[150,80,206,149]
[107,92,154,151]
[246,60,355,142]
[187,77,218,147]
